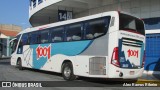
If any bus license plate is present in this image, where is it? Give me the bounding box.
[130,71,135,75]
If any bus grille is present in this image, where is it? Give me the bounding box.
[122,38,143,47]
[89,57,106,75]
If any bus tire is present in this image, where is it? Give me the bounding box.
[17,59,23,70]
[62,62,76,81]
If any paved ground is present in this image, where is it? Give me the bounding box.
[140,74,160,81]
[0,59,160,90]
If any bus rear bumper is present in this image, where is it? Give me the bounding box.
[108,66,144,79]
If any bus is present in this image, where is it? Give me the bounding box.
[10,11,145,81]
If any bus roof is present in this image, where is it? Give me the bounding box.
[18,11,140,35]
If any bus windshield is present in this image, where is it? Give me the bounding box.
[10,38,18,54]
[10,35,20,54]
[119,13,145,35]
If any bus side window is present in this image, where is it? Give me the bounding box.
[27,35,31,45]
[85,17,109,40]
[21,33,29,45]
[29,32,39,44]
[17,40,23,54]
[40,30,49,44]
[51,27,64,43]
[66,23,82,41]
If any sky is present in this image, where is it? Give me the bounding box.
[0,0,30,29]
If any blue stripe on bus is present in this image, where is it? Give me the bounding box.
[30,40,93,69]
[51,40,93,56]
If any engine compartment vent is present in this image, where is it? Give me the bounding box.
[89,57,106,75]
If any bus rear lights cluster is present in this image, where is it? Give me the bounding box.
[111,47,120,67]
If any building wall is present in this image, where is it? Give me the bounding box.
[0,24,22,58]
[145,33,160,71]
[29,0,160,27]
[0,24,22,32]
[0,38,7,57]
[0,38,6,57]
[75,0,160,19]
[29,0,62,18]
[0,33,7,38]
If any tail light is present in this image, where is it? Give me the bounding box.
[111,47,120,67]
[142,51,145,68]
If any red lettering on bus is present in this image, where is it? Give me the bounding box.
[127,49,139,58]
[36,45,51,60]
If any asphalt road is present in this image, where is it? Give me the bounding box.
[0,59,159,90]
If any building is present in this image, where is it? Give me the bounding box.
[29,0,160,73]
[0,24,22,58]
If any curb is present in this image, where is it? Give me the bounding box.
[137,79,160,83]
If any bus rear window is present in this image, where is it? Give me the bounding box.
[119,13,145,35]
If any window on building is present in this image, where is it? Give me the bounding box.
[143,17,160,30]
[38,0,43,4]
[66,23,82,41]
[51,27,64,43]
[33,0,36,8]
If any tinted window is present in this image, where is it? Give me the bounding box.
[10,39,18,54]
[119,13,145,35]
[51,27,64,42]
[33,0,36,8]
[10,35,21,53]
[38,0,43,4]
[29,32,39,44]
[67,24,82,41]
[21,33,28,45]
[40,30,49,44]
[85,18,109,39]
[16,35,21,41]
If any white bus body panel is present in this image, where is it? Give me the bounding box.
[10,11,145,79]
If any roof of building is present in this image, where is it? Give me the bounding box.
[0,29,19,37]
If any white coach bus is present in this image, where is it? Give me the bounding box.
[10,11,145,81]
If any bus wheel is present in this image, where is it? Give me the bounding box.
[62,62,76,81]
[17,59,23,70]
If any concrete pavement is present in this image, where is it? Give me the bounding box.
[0,58,160,81]
[139,74,160,81]
[0,59,160,89]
